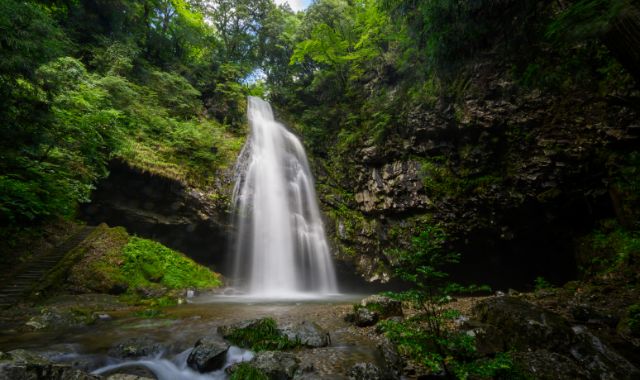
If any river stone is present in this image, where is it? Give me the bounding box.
[187,335,230,372]
[354,307,379,327]
[0,349,99,380]
[360,295,403,319]
[108,337,163,358]
[250,351,300,380]
[348,363,384,380]
[278,321,330,348]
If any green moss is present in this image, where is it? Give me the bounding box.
[38,225,221,305]
[576,220,640,277]
[225,318,299,351]
[230,362,268,380]
[627,304,640,335]
[120,237,221,290]
[34,226,114,297]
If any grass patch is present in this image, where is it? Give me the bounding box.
[43,225,221,305]
[116,119,244,189]
[225,318,299,351]
[230,362,268,380]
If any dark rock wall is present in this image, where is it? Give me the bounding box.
[79,160,232,273]
[314,63,639,288]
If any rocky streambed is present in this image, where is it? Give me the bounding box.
[0,294,395,380]
[1,286,639,380]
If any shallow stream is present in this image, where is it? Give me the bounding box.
[0,293,383,379]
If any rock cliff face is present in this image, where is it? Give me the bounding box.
[80,160,234,273]
[315,63,639,287]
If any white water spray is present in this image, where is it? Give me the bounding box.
[231,97,338,297]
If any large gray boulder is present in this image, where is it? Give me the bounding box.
[471,296,640,380]
[278,321,330,348]
[250,351,300,380]
[187,335,230,372]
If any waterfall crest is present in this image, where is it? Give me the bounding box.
[231,96,338,297]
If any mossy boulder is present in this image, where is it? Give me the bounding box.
[61,224,221,302]
[218,318,299,351]
[278,321,330,348]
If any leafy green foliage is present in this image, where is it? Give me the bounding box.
[379,317,519,379]
[628,304,640,335]
[534,277,553,291]
[577,220,640,277]
[0,0,262,240]
[547,0,630,42]
[225,318,300,351]
[381,226,496,377]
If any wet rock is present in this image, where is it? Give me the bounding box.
[348,363,384,380]
[377,337,402,379]
[108,337,163,358]
[0,349,99,380]
[250,351,300,380]
[360,295,403,319]
[353,308,379,327]
[279,321,330,348]
[513,350,589,380]
[187,335,229,372]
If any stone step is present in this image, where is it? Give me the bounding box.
[0,226,95,308]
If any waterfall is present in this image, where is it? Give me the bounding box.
[231,97,338,297]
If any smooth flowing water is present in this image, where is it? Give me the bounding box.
[232,97,338,297]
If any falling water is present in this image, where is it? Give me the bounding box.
[231,97,338,297]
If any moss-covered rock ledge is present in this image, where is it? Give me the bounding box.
[35,223,221,305]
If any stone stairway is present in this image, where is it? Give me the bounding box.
[0,226,95,308]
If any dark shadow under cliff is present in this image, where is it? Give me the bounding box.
[79,161,232,273]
